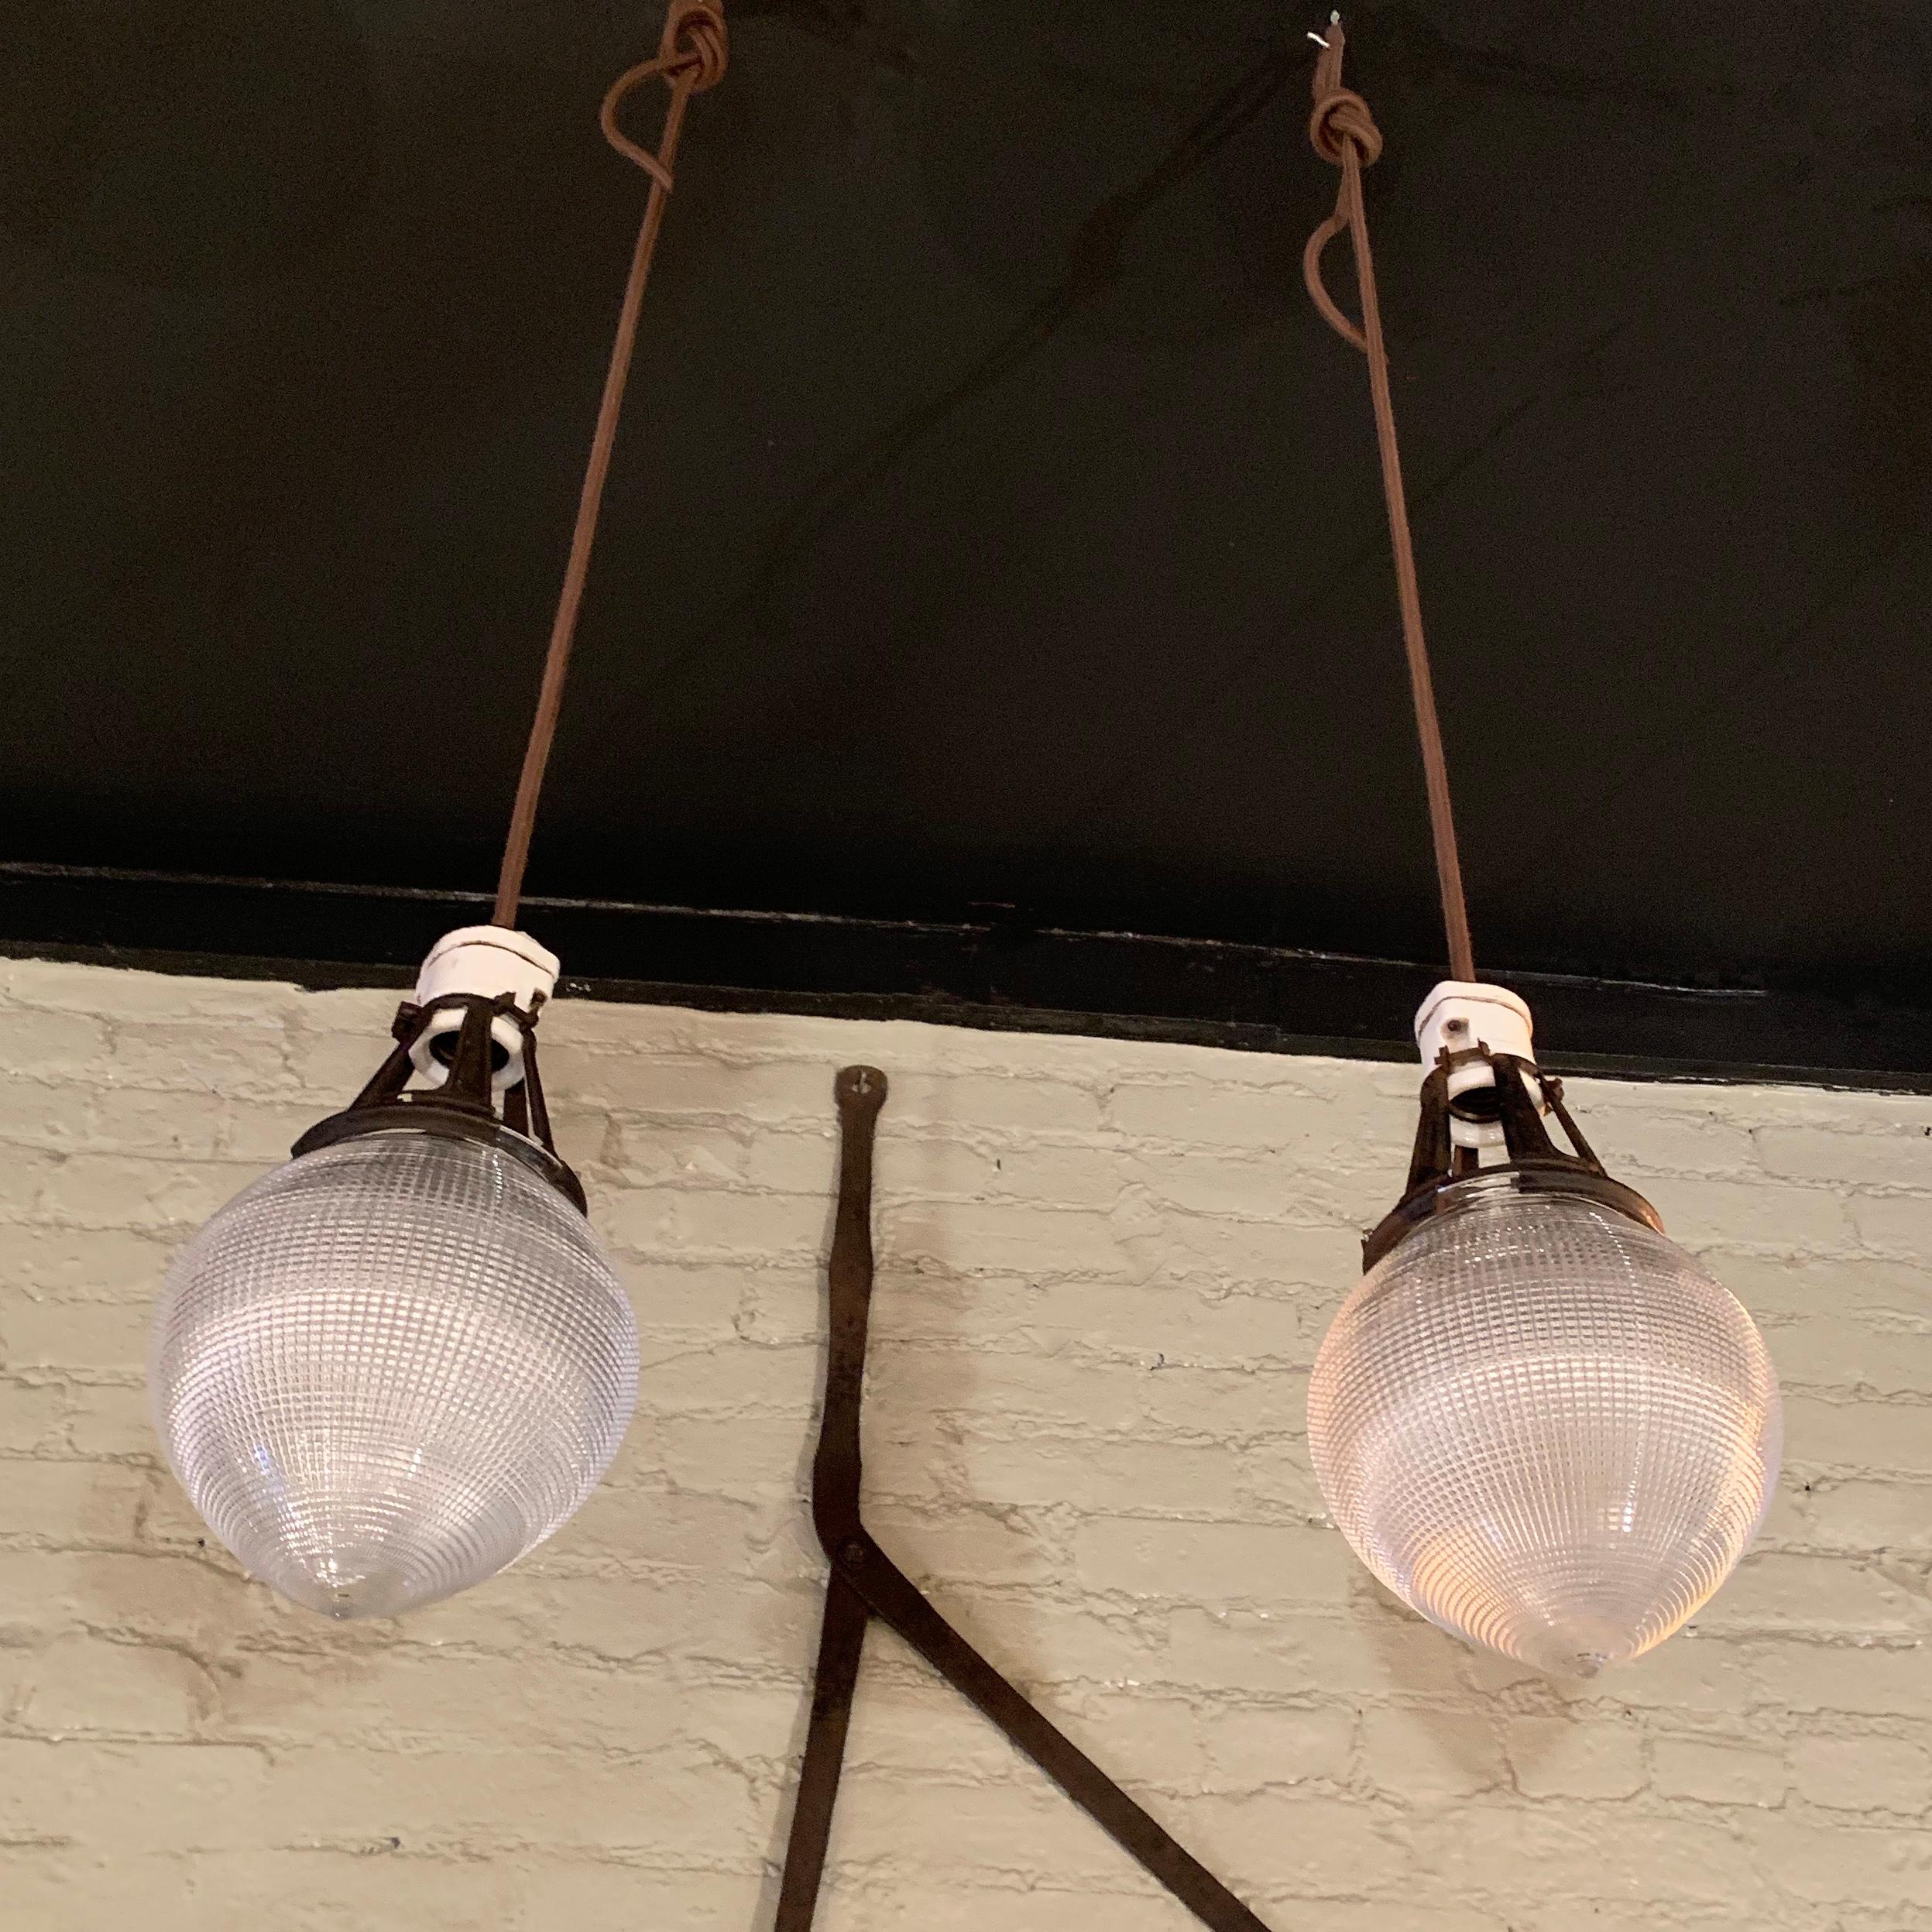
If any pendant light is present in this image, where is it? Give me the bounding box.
[147,2,729,1619]
[1295,22,1780,1676]
[151,930,637,1619]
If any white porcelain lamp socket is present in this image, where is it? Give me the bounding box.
[1415,980,1542,1150]
[409,927,562,1095]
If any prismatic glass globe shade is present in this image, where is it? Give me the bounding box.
[150,1129,638,1619]
[1309,1186,1780,1676]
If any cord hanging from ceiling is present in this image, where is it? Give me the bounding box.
[1302,19,1474,983]
[492,0,729,929]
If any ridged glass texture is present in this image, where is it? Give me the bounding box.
[1309,1187,1779,1676]
[149,1130,638,1620]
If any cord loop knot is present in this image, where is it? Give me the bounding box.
[600,1,729,187]
[1309,87,1382,168]
[661,0,729,94]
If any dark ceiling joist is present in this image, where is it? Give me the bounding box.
[1,863,1924,1093]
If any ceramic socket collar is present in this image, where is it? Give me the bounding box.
[410,927,561,1095]
[1415,980,1541,1150]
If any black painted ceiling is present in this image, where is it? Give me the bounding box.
[4,1,1930,1017]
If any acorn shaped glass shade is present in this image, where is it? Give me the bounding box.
[150,1129,637,1620]
[1309,1186,1780,1676]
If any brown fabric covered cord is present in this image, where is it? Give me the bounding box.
[1304,20,1476,984]
[492,0,728,929]
[495,6,1471,983]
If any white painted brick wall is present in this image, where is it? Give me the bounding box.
[1,955,1928,1930]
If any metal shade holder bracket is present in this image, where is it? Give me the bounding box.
[774,1066,1275,1931]
[1363,1045,1664,1268]
[291,992,587,1212]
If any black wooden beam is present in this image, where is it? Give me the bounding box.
[0,863,1924,1091]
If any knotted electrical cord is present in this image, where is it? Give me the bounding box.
[1303,19,1477,983]
[492,0,728,929]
